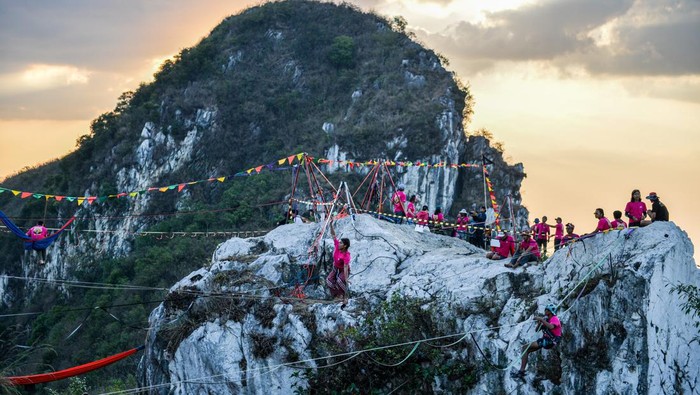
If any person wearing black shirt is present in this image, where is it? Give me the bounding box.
[641,192,669,225]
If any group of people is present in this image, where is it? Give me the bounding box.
[487,189,670,270]
[391,184,489,248]
[316,188,669,380]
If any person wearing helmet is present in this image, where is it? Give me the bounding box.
[640,192,669,226]
[391,183,407,223]
[512,304,562,379]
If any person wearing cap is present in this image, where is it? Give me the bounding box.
[550,217,564,251]
[391,183,407,223]
[641,192,669,225]
[624,189,647,227]
[561,223,580,245]
[505,231,540,268]
[486,232,515,260]
[511,304,562,379]
[455,209,469,240]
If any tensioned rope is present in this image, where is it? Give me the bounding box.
[97,322,522,395]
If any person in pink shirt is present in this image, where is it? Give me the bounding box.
[391,184,407,223]
[561,223,580,245]
[26,221,48,264]
[415,205,431,233]
[405,195,417,222]
[624,189,647,227]
[512,304,562,379]
[327,221,351,306]
[430,207,445,233]
[486,232,515,260]
[505,231,540,268]
[550,217,564,251]
[611,210,627,230]
[591,208,611,234]
[535,216,551,256]
[454,209,469,240]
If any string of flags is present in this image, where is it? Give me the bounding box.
[0,152,490,207]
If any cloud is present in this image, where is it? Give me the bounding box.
[0,64,91,97]
[417,0,700,77]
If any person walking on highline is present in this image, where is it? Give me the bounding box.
[327,221,351,307]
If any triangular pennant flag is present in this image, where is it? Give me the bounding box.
[66,196,76,202]
[12,190,20,196]
[287,155,295,164]
[246,168,254,174]
[21,192,31,199]
[255,166,263,173]
[117,193,127,198]
[33,194,43,199]
[178,184,185,192]
[98,196,108,204]
[55,196,64,202]
[167,185,177,190]
[278,158,286,165]
[87,197,97,205]
[44,194,54,200]
[296,153,303,161]
[217,177,225,183]
[159,187,168,192]
[0,188,5,194]
[129,192,138,198]
[77,198,85,206]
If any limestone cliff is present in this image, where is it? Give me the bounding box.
[139,216,699,394]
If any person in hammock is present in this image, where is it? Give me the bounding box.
[27,221,48,264]
[327,220,351,306]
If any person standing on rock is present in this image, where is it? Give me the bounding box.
[535,216,551,256]
[550,217,564,251]
[391,183,407,223]
[327,220,351,306]
[512,304,562,380]
[405,195,418,223]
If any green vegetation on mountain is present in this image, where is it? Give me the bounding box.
[0,1,484,392]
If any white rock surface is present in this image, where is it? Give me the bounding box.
[140,216,699,394]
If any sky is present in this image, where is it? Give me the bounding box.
[0,0,698,261]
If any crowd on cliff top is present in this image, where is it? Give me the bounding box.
[379,186,669,268]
